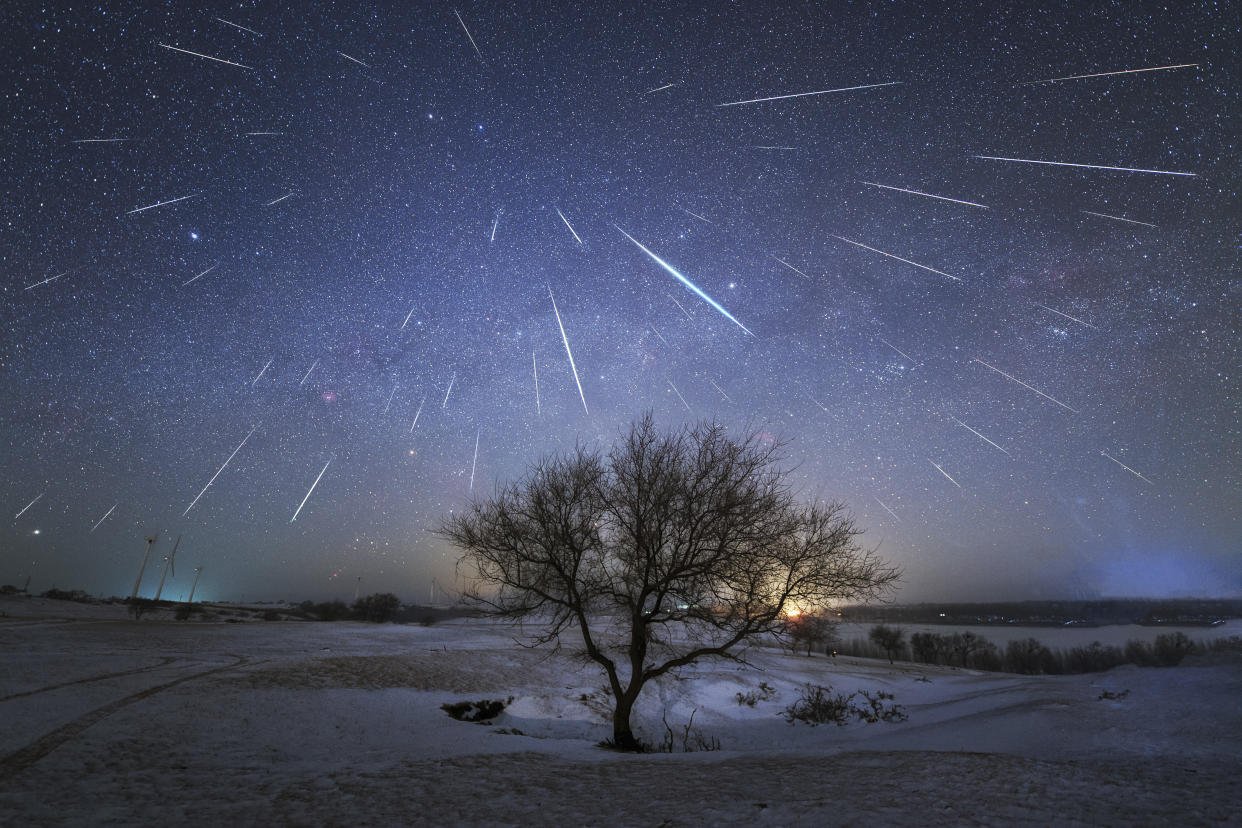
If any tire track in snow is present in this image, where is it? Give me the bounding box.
[0,657,179,702]
[0,657,251,775]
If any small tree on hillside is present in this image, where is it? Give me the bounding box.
[869,624,906,664]
[441,414,900,750]
[786,613,840,657]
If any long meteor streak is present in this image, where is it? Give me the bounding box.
[90,503,117,532]
[859,180,989,209]
[251,359,272,386]
[300,359,318,386]
[182,263,217,286]
[383,385,397,414]
[668,380,691,412]
[1082,210,1158,228]
[556,208,583,244]
[24,273,65,291]
[74,138,129,143]
[454,9,485,62]
[15,492,44,520]
[716,80,901,107]
[183,425,258,516]
[878,338,917,364]
[773,256,811,279]
[831,235,961,282]
[616,226,754,336]
[401,305,416,330]
[1101,451,1154,485]
[336,51,370,68]
[532,352,540,416]
[469,430,480,493]
[970,155,1196,177]
[265,192,294,206]
[951,416,1010,455]
[929,460,962,488]
[679,207,712,224]
[1023,63,1197,85]
[442,372,456,408]
[291,458,332,522]
[215,17,262,36]
[668,295,694,321]
[1034,303,1097,330]
[646,83,675,94]
[972,358,1078,413]
[874,497,900,522]
[410,396,426,431]
[158,43,252,69]
[128,193,197,214]
[709,379,732,402]
[549,289,589,414]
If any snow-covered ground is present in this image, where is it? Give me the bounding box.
[2,596,1239,826]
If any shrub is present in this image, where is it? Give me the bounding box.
[441,697,512,723]
[783,684,853,726]
[910,631,941,664]
[262,609,282,621]
[43,588,93,603]
[309,600,350,621]
[126,597,159,619]
[1153,632,1194,666]
[850,690,909,723]
[1005,638,1055,674]
[174,603,198,621]
[735,681,778,707]
[657,708,720,753]
[353,592,401,623]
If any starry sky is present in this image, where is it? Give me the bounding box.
[3,1,1239,603]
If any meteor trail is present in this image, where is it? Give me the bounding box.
[336,51,370,68]
[532,352,540,416]
[1023,63,1197,85]
[668,379,691,412]
[300,360,318,386]
[773,256,811,279]
[650,327,670,347]
[807,395,828,412]
[469,430,480,493]
[410,396,426,431]
[950,416,1010,455]
[90,504,117,533]
[668,295,694,321]
[265,192,294,206]
[972,358,1078,413]
[183,425,258,516]
[291,458,332,522]
[556,208,584,244]
[749,145,797,150]
[127,193,197,214]
[549,288,589,414]
[383,385,397,414]
[831,235,961,282]
[858,180,989,209]
[73,138,129,143]
[15,492,44,520]
[251,359,272,386]
[878,338,917,364]
[454,9,485,62]
[646,83,675,94]
[874,497,900,522]
[616,225,755,336]
[716,80,902,107]
[158,43,252,69]
[215,17,262,36]
[929,459,962,488]
[24,273,65,291]
[401,305,416,330]
[245,131,281,136]
[680,207,712,224]
[1082,210,1158,228]
[1034,303,1097,330]
[490,216,498,242]
[182,264,217,286]
[1101,451,1154,485]
[442,372,456,408]
[970,155,1196,177]
[709,379,732,402]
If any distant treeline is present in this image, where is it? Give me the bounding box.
[838,624,1242,674]
[841,598,1241,627]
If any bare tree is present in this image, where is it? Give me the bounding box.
[869,624,906,664]
[441,413,899,750]
[786,613,840,657]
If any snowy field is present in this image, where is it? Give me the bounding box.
[2,597,1239,826]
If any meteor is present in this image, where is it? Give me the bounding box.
[442,372,456,408]
[807,395,828,412]
[773,256,811,279]
[90,503,117,533]
[73,138,129,143]
[950,416,1010,456]
[549,288,589,414]
[679,207,712,224]
[401,305,416,330]
[158,43,252,69]
[383,385,397,414]
[454,8,485,62]
[650,327,670,347]
[1082,210,1157,228]
[490,216,499,242]
[878,337,917,364]
[929,459,962,488]
[291,458,332,522]
[300,359,318,386]
[251,359,272,386]
[183,425,258,516]
[182,264,216,286]
[831,235,961,282]
[556,208,584,244]
[469,430,480,493]
[858,180,989,209]
[668,379,691,412]
[1023,63,1197,85]
[668,294,694,321]
[874,497,900,522]
[410,396,426,431]
[1100,450,1154,485]
[716,80,902,108]
[709,379,732,402]
[646,83,675,94]
[532,352,540,416]
[24,273,65,291]
[127,193,197,214]
[972,358,1078,413]
[246,131,281,136]
[616,225,755,336]
[265,192,295,206]
[337,51,370,68]
[970,155,1196,177]
[215,17,262,36]
[1033,303,1097,330]
[15,492,44,520]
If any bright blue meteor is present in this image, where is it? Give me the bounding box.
[614,225,755,337]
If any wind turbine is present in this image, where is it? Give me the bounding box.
[131,534,158,600]
[187,567,203,603]
[154,535,180,601]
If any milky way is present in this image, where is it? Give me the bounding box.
[3,3,1238,602]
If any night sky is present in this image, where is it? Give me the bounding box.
[4,2,1239,603]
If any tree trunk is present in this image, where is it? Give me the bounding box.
[611,688,642,750]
